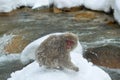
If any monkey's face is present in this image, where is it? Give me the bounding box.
[66,40,75,49]
[65,34,78,52]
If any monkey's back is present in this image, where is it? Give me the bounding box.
[35,35,66,67]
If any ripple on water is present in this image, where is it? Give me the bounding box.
[81,38,120,49]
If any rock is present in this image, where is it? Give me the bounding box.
[106,20,116,27]
[84,45,120,68]
[4,35,29,54]
[53,7,83,13]
[53,7,62,13]
[74,11,96,20]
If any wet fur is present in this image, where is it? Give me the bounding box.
[35,32,79,71]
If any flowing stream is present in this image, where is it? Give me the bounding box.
[0,8,120,80]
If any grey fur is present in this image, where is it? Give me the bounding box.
[35,32,79,72]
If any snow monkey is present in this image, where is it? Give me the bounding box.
[35,32,79,72]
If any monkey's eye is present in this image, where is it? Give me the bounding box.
[66,40,74,44]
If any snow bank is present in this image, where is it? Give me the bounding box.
[0,0,120,25]
[53,0,83,8]
[0,0,113,12]
[20,32,82,65]
[8,45,111,80]
[0,0,23,12]
[114,0,120,25]
[0,0,50,12]
[83,0,112,12]
[22,0,50,9]
[24,0,83,9]
[110,0,115,9]
[0,0,83,12]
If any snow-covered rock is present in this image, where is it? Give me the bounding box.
[114,0,120,25]
[11,32,111,80]
[8,42,111,80]
[84,0,112,12]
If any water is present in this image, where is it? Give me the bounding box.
[0,60,24,80]
[101,67,120,80]
[0,8,120,80]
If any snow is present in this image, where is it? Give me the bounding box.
[8,34,111,80]
[0,0,120,24]
[20,32,82,65]
[0,0,113,12]
[83,0,112,12]
[22,0,50,9]
[0,54,20,65]
[53,0,83,8]
[0,0,23,12]
[110,0,115,9]
[114,0,120,25]
[9,32,111,80]
[0,0,50,12]
[8,60,111,80]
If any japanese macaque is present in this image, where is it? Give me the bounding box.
[35,32,79,72]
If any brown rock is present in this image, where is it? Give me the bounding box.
[69,7,83,12]
[84,45,120,68]
[4,35,29,54]
[106,20,117,27]
[74,11,96,20]
[53,7,62,13]
[53,7,83,13]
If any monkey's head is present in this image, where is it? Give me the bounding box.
[63,32,78,52]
